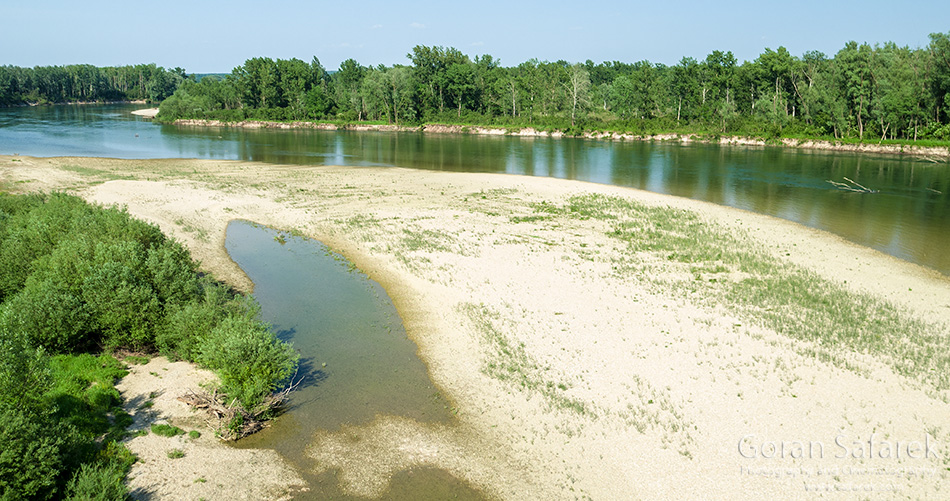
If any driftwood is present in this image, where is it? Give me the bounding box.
[178,369,303,441]
[827,177,878,193]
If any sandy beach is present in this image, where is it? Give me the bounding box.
[131,108,160,118]
[2,155,948,499]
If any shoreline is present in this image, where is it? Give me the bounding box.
[3,155,949,499]
[131,108,160,118]
[170,118,950,159]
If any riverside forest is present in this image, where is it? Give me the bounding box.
[2,33,950,144]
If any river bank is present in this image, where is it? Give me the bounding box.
[2,155,949,499]
[169,118,950,159]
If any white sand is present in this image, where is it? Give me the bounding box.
[3,155,948,499]
[131,108,160,118]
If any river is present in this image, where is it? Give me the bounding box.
[1,103,947,275]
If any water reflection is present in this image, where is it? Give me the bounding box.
[1,104,947,275]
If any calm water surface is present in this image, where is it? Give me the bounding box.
[2,104,948,275]
[224,220,482,499]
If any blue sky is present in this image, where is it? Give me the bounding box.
[3,1,948,72]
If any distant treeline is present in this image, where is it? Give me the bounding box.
[0,64,186,105]
[157,33,950,142]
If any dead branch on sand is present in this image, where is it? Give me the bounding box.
[178,369,304,441]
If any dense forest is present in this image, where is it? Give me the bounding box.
[155,32,950,143]
[0,64,186,105]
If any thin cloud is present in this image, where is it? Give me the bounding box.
[471,41,485,47]
[371,24,383,29]
[410,22,425,29]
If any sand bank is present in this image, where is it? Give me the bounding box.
[2,155,948,499]
[131,108,160,118]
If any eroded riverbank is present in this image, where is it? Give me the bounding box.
[2,155,949,499]
[170,118,950,158]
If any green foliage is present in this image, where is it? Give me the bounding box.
[0,192,299,498]
[64,461,127,501]
[0,404,68,499]
[153,32,950,144]
[197,315,298,411]
[0,63,186,106]
[150,423,185,437]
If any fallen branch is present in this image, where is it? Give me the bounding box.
[827,177,878,193]
[178,386,280,440]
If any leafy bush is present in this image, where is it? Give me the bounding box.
[64,461,127,501]
[1,280,93,353]
[197,315,298,410]
[0,404,68,499]
[0,192,299,496]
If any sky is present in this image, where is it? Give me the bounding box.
[3,0,949,72]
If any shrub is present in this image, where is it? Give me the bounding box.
[0,280,94,353]
[145,240,201,306]
[81,261,161,350]
[64,441,134,500]
[197,315,298,411]
[0,404,67,500]
[64,461,127,501]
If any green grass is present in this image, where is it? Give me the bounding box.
[167,449,185,459]
[48,354,129,441]
[59,164,134,181]
[151,423,186,437]
[544,193,950,394]
[123,355,150,365]
[460,302,593,416]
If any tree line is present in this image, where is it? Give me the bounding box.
[157,33,950,142]
[0,64,186,105]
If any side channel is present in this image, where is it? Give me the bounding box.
[224,220,482,499]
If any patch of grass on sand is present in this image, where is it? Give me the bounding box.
[546,193,950,395]
[60,164,134,181]
[459,302,593,416]
[151,423,186,437]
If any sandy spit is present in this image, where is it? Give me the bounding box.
[131,108,160,118]
[2,155,949,500]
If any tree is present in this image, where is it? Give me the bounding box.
[929,32,950,122]
[407,45,469,118]
[332,58,366,120]
[836,41,874,139]
[445,62,477,118]
[564,64,591,127]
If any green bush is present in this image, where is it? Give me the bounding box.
[0,192,300,497]
[145,240,201,306]
[81,261,161,350]
[197,315,298,411]
[64,462,127,501]
[0,404,68,500]
[0,281,93,353]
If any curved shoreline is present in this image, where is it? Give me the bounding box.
[3,155,949,499]
[170,118,950,158]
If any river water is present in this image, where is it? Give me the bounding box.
[2,103,946,275]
